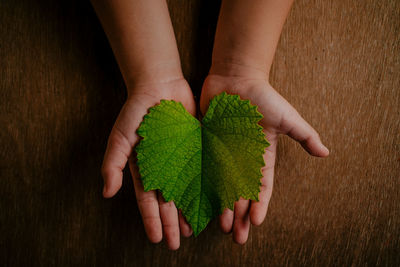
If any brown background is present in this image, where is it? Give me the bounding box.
[1,0,399,266]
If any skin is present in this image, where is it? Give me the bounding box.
[91,0,194,250]
[202,0,329,244]
[200,75,329,244]
[103,80,195,250]
[91,0,329,249]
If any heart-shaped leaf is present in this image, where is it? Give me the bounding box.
[136,92,269,236]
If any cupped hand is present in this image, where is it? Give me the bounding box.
[101,78,196,250]
[200,74,329,244]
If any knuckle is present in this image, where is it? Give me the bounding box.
[142,213,160,222]
[260,183,269,192]
[312,131,320,140]
[100,164,111,179]
[138,196,157,206]
[159,200,175,209]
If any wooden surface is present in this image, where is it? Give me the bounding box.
[1,0,399,266]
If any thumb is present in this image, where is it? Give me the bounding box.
[101,126,135,198]
[284,109,329,157]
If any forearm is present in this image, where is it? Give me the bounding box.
[210,0,294,79]
[91,0,183,89]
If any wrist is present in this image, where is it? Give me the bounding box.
[209,58,269,81]
[123,59,184,90]
[125,74,188,100]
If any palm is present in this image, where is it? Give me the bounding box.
[102,75,328,247]
[102,78,196,249]
[200,74,329,244]
[110,79,196,157]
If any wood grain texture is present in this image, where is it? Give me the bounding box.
[1,0,399,266]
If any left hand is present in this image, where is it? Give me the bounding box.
[200,73,329,244]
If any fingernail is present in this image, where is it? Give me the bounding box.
[321,144,329,155]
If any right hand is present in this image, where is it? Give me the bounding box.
[101,78,196,250]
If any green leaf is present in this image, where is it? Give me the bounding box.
[136,92,270,236]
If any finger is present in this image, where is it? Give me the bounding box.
[101,127,134,198]
[232,199,251,245]
[181,95,197,118]
[250,137,277,226]
[178,210,193,237]
[130,160,162,244]
[158,192,180,250]
[285,110,329,157]
[219,208,234,234]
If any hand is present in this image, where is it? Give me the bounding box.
[200,73,329,244]
[101,78,196,250]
